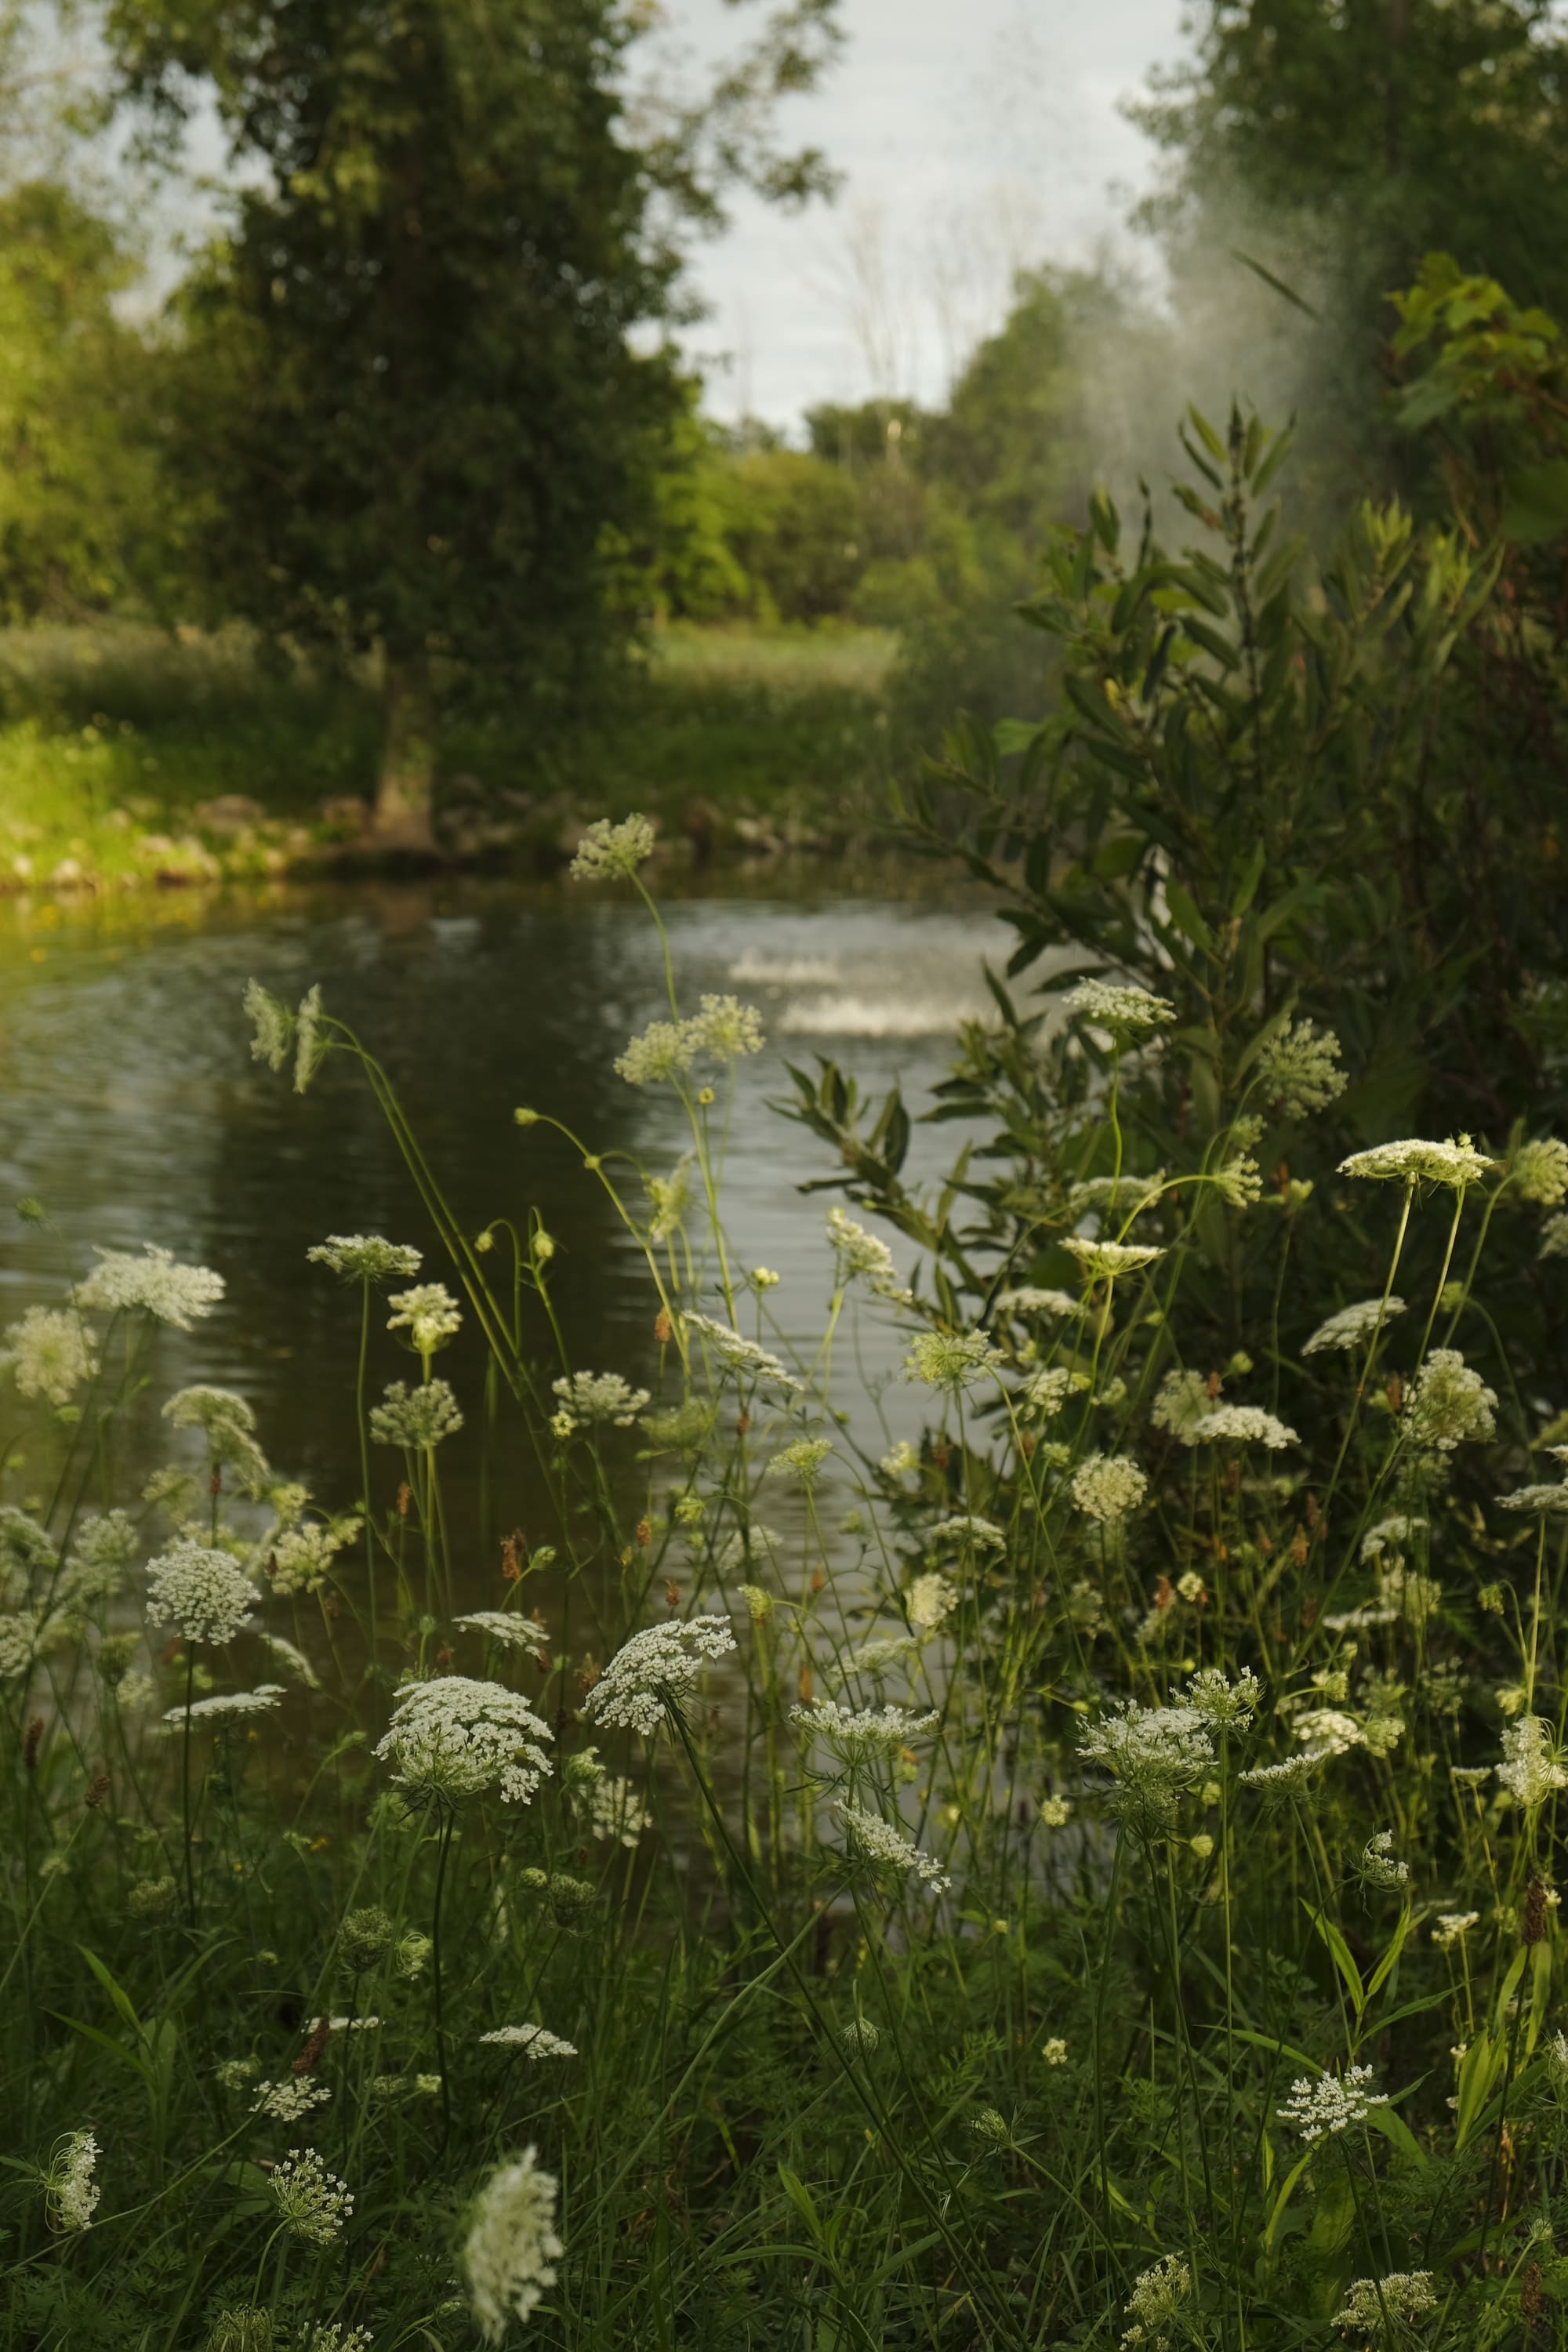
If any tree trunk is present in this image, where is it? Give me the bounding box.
[372,648,437,850]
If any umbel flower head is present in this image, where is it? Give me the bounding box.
[1255,1018,1347,1119]
[42,2128,100,2232]
[1338,1135,1494,1189]
[568,812,656,880]
[1064,978,1175,1031]
[146,1540,256,1646]
[387,1283,462,1355]
[836,1798,952,1893]
[1061,1236,1164,1282]
[1497,1480,1568,1515]
[582,1617,737,1737]
[790,1698,939,1765]
[1071,1454,1149,1523]
[1277,2063,1387,2143]
[1152,1367,1219,1444]
[1497,1715,1568,1808]
[901,1328,1003,1394]
[1122,2253,1192,2349]
[1334,2273,1437,2339]
[1303,1296,1406,1356]
[164,1684,284,1726]
[463,2146,564,2343]
[163,1386,270,1488]
[682,1311,802,1394]
[270,2147,352,2244]
[1403,1349,1497,1452]
[550,1370,650,1428]
[826,1206,903,1297]
[0,1306,98,1406]
[375,1677,554,1805]
[1511,1135,1568,1206]
[307,1234,423,1285]
[1191,1405,1298,1450]
[478,2024,578,2058]
[614,995,765,1086]
[1080,1700,1214,1825]
[369,1378,463,1450]
[75,1243,224,1331]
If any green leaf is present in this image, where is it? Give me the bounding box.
[1303,1904,1364,2019]
[1164,880,1213,953]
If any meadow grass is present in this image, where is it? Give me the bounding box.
[4,829,1568,2350]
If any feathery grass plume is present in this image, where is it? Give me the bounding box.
[1510,1135,1568,1204]
[251,2076,331,2120]
[1403,1349,1497,1450]
[387,1283,461,1354]
[1303,1296,1407,1354]
[1497,1715,1568,1806]
[42,2128,99,2231]
[463,2146,564,2343]
[1191,1404,1299,1449]
[1064,978,1175,1030]
[1255,1017,1347,1117]
[478,2024,578,2057]
[376,1678,554,1806]
[791,1698,939,1763]
[164,1685,284,1726]
[307,1233,423,1283]
[836,1798,952,1893]
[681,1310,802,1392]
[164,1385,270,1487]
[293,983,328,1094]
[1071,1454,1148,1523]
[550,1370,650,1428]
[582,1617,737,1737]
[1338,1135,1494,1188]
[1277,2064,1388,2142]
[454,1610,550,1657]
[1333,2273,1436,2337]
[1061,1236,1164,1281]
[243,978,292,1073]
[568,812,655,880]
[145,1540,256,1646]
[900,1328,1003,1393]
[826,1205,903,1295]
[270,2147,352,2243]
[1121,2253,1191,2348]
[368,1378,463,1450]
[0,1305,97,1405]
[75,1242,224,1330]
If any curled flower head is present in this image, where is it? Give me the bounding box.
[75,1243,224,1331]
[307,1234,423,1285]
[42,2129,100,2233]
[244,978,292,1073]
[765,1436,834,1485]
[1185,1667,1260,1729]
[270,2147,352,2245]
[1071,1454,1148,1523]
[375,1677,554,1806]
[1255,1018,1347,1119]
[1303,1297,1406,1356]
[463,2147,563,2344]
[1361,1830,1410,1889]
[1497,1715,1568,1808]
[1512,1136,1568,1206]
[568,813,655,880]
[1403,1349,1497,1452]
[826,1206,903,1295]
[582,1617,737,1738]
[682,1311,802,1394]
[1062,1236,1164,1283]
[146,1541,256,1646]
[370,1379,463,1450]
[387,1283,461,1356]
[901,1329,1003,1394]
[163,1386,269,1487]
[1080,1700,1214,1828]
[1276,2063,1386,2143]
[836,1798,951,1893]
[1064,978,1175,1031]
[1338,1136,1494,1189]
[550,1371,650,1429]
[0,1307,97,1406]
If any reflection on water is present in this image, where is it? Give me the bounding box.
[0,868,999,1597]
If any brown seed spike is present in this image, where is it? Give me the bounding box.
[653,1308,673,1345]
[293,2015,331,2077]
[85,1772,111,1809]
[797,1663,813,1705]
[23,1717,43,1771]
[663,1581,681,1610]
[1523,1873,1548,1946]
[635,1519,652,1548]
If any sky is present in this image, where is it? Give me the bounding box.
[657,0,1191,429]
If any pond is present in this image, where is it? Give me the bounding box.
[0,863,1004,1610]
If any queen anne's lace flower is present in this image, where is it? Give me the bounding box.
[42,2129,100,2233]
[454,1611,550,1659]
[1191,1405,1299,1449]
[1062,1236,1164,1281]
[1433,1911,1479,1948]
[791,1699,939,1762]
[1121,2253,1191,2349]
[1080,1701,1214,1809]
[582,1617,737,1737]
[146,1541,256,1646]
[1152,1367,1218,1443]
[370,1380,463,1449]
[1064,978,1175,1030]
[464,2147,564,2343]
[163,1386,270,1487]
[1362,1830,1409,1889]
[1277,2063,1387,2143]
[1071,1454,1148,1523]
[906,1572,957,1629]
[615,996,764,1085]
[1293,1708,1364,1756]
[1403,1349,1497,1452]
[568,813,655,880]
[267,1515,362,1597]
[76,1243,224,1331]
[1512,1137,1568,1205]
[1066,1171,1166,1222]
[826,1207,902,1295]
[1185,1667,1260,1728]
[270,2148,352,2244]
[1497,1715,1568,1807]
[682,1311,802,1393]
[307,1234,423,1284]
[244,977,292,1073]
[1256,1018,1347,1118]
[165,1685,284,1726]
[994,1285,1083,1319]
[1497,1482,1568,1515]
[479,2025,578,2058]
[62,1511,138,1609]
[929,1513,1007,1552]
[376,1677,554,1805]
[836,1798,951,1893]
[765,1437,834,1484]
[583,1772,650,1846]
[387,1283,461,1354]
[1338,1136,1494,1188]
[0,1307,97,1406]
[1334,2274,1436,2338]
[901,1330,1004,1392]
[1303,1297,1406,1355]
[550,1371,650,1428]
[251,2077,331,2122]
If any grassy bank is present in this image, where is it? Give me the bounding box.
[0,622,899,894]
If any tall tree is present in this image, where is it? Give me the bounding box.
[108,0,840,845]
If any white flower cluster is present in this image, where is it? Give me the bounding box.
[370,1378,463,1450]
[1339,1136,1494,1189]
[1277,2063,1387,2143]
[455,1611,550,1659]
[585,1772,651,1846]
[1256,1018,1347,1118]
[464,2147,564,2343]
[791,1699,939,1763]
[1432,1911,1479,1949]
[1080,1701,1214,1799]
[682,1311,802,1394]
[1071,1454,1149,1523]
[267,1515,362,1598]
[43,2129,100,2232]
[1152,1367,1218,1443]
[1191,1405,1298,1449]
[1361,1830,1410,1889]
[1064,978,1175,1031]
[308,1233,423,1283]
[993,1285,1083,1319]
[568,813,656,880]
[1065,1171,1165,1223]
[1497,1715,1568,1808]
[387,1283,462,1353]
[62,1511,139,1610]
[900,1329,1004,1393]
[1333,2273,1436,2338]
[1185,1667,1260,1728]
[145,1541,256,1646]
[1403,1349,1497,1452]
[906,1571,957,1629]
[1512,1136,1568,1205]
[1497,1481,1568,1515]
[479,2024,578,2058]
[0,1307,98,1406]
[928,1513,1007,1552]
[375,1677,554,1805]
[826,1207,903,1296]
[270,2147,353,2245]
[76,1243,224,1331]
[836,1798,952,1893]
[582,1617,737,1737]
[165,1685,284,1726]
[164,1385,270,1487]
[1062,1236,1165,1283]
[1303,1296,1406,1356]
[1121,2252,1191,2349]
[550,1370,650,1428]
[765,1437,834,1485]
[251,2076,331,2122]
[615,995,765,1086]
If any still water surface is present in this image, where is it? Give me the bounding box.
[0,868,999,1591]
